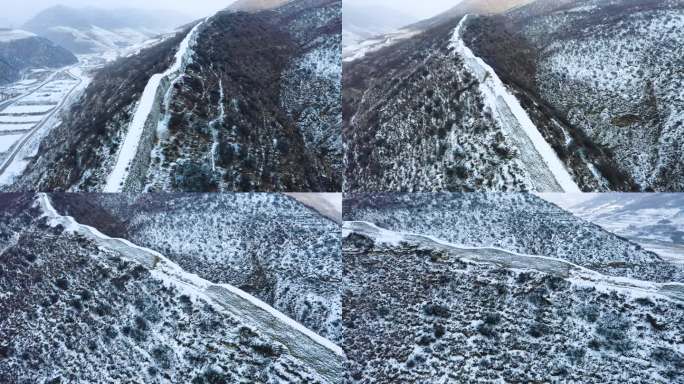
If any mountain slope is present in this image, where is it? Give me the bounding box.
[10,0,342,192]
[462,0,684,191]
[343,230,684,383]
[344,0,681,192]
[23,5,189,55]
[0,193,344,383]
[47,192,342,344]
[342,193,684,382]
[343,16,590,192]
[0,29,77,85]
[547,193,684,263]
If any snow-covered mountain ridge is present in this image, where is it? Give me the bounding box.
[47,192,342,343]
[344,193,684,283]
[0,193,344,382]
[342,193,684,382]
[8,0,341,192]
[344,0,683,192]
[450,16,580,192]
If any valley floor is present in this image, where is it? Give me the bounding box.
[0,67,86,185]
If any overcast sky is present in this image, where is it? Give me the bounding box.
[345,0,462,20]
[1,0,236,26]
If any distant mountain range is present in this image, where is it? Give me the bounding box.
[342,3,417,48]
[229,0,292,12]
[0,28,76,84]
[22,5,191,54]
[405,0,535,31]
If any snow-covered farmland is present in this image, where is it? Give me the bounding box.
[0,74,80,133]
[1,104,56,115]
[21,80,78,104]
[0,123,36,133]
[0,116,42,124]
[0,69,52,100]
[0,134,24,152]
[343,29,419,62]
[0,68,85,185]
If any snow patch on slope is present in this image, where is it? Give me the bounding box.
[210,81,226,172]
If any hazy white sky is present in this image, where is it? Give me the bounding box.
[345,0,462,19]
[1,0,236,26]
